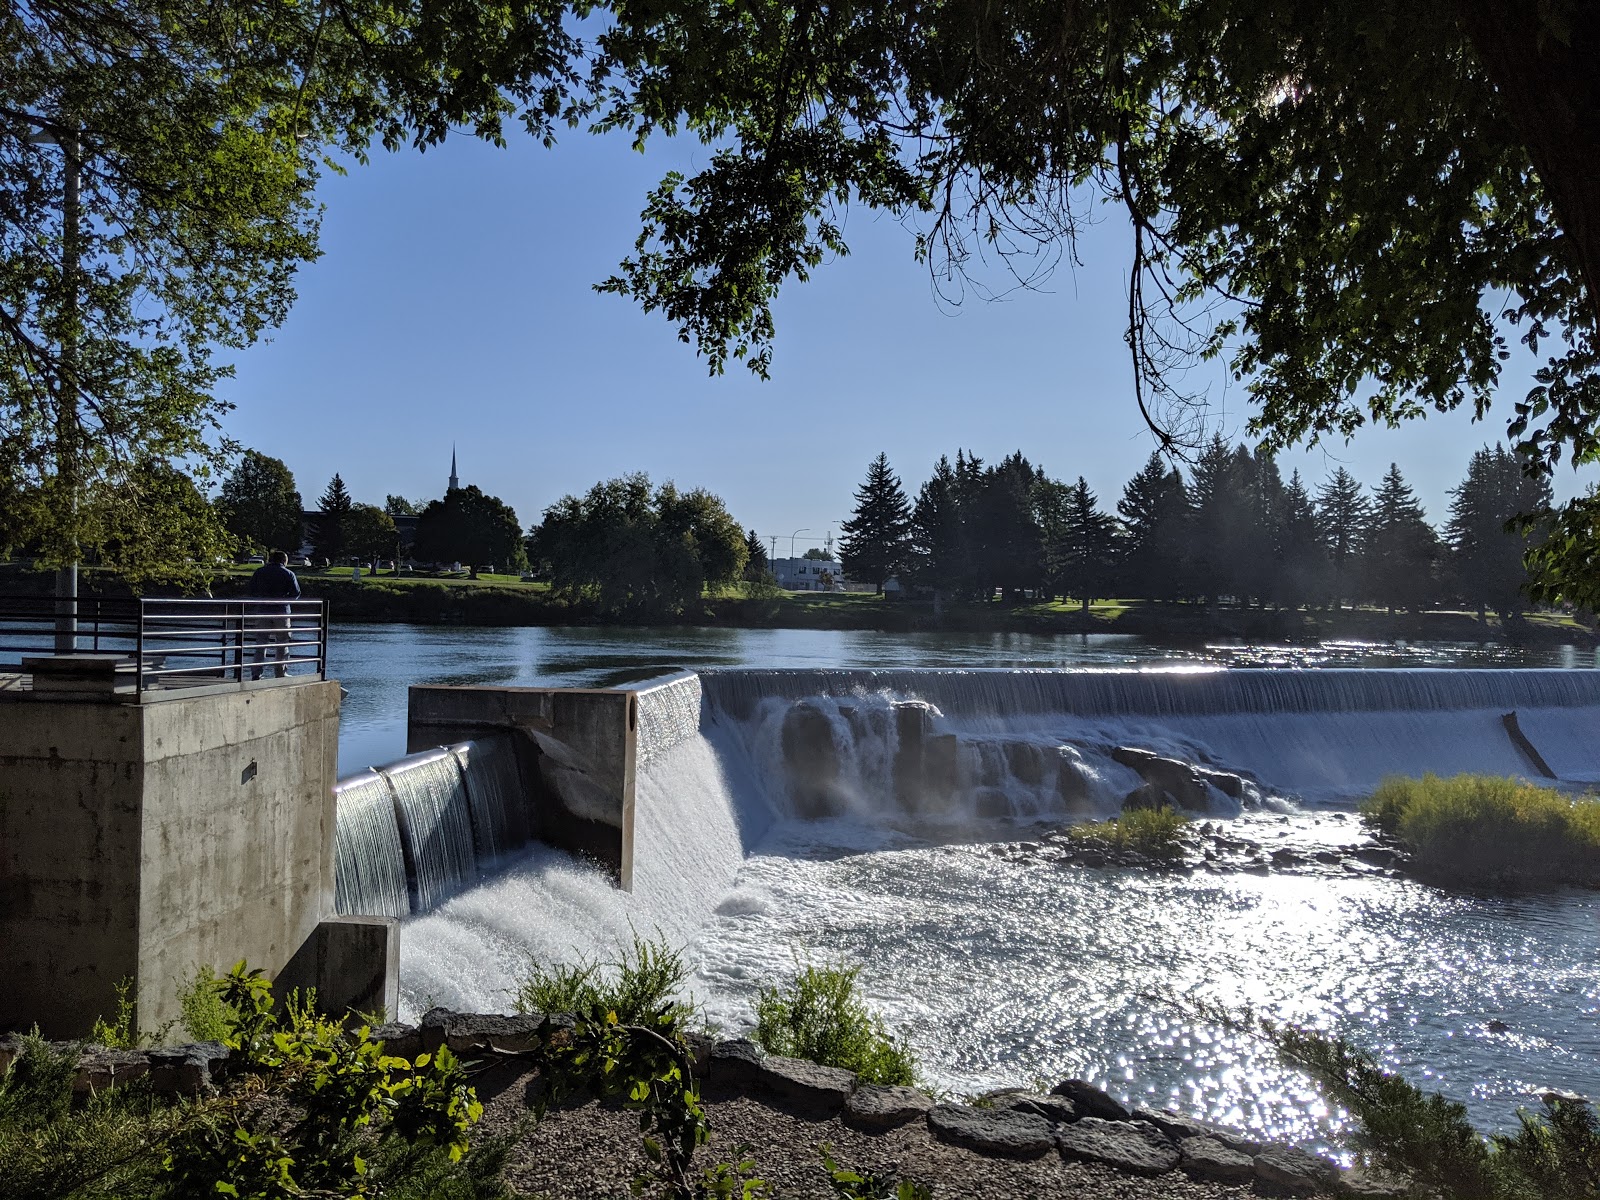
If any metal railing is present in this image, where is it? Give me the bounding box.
[0,595,328,695]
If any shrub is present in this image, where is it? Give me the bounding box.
[1262,1016,1600,1200]
[513,932,694,1025]
[1066,806,1188,860]
[753,964,917,1086]
[178,964,239,1043]
[1362,773,1600,887]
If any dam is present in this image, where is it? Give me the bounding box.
[334,665,1600,1147]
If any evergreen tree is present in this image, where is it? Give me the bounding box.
[1446,446,1552,621]
[1116,452,1191,602]
[1315,468,1371,609]
[742,528,770,581]
[1187,435,1238,603]
[1365,463,1439,612]
[1229,447,1278,606]
[971,451,1044,599]
[907,456,965,600]
[311,474,353,562]
[218,450,302,555]
[1272,470,1326,610]
[1053,477,1119,614]
[840,453,913,593]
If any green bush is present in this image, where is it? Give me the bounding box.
[513,932,694,1025]
[1066,806,1188,860]
[178,964,239,1043]
[753,964,917,1086]
[1263,1016,1600,1200]
[1362,773,1600,887]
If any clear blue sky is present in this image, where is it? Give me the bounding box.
[222,129,1590,554]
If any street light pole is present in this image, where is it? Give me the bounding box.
[789,527,810,558]
[29,122,81,654]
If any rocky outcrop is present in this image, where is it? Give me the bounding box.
[1056,1117,1182,1176]
[1112,747,1212,811]
[927,1103,1056,1156]
[844,1082,936,1130]
[780,702,846,818]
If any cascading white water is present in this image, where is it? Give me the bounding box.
[333,770,410,919]
[451,737,527,862]
[383,749,478,911]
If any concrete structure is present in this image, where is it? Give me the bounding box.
[408,684,638,888]
[771,556,842,592]
[0,672,394,1037]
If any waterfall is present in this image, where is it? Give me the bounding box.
[452,737,528,862]
[333,770,410,919]
[384,749,479,911]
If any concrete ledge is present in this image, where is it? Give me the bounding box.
[276,916,399,1021]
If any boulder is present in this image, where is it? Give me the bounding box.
[927,1104,1056,1157]
[419,1010,555,1055]
[73,1047,151,1092]
[682,1030,716,1077]
[1122,783,1172,813]
[1338,1165,1414,1198]
[1006,1093,1080,1124]
[1118,750,1211,811]
[1055,750,1093,812]
[147,1041,228,1093]
[781,702,845,818]
[371,1022,423,1059]
[707,1038,765,1089]
[845,1083,937,1130]
[1055,1117,1180,1176]
[1050,1078,1131,1121]
[975,787,1014,819]
[1179,1135,1256,1183]
[1194,767,1247,799]
[1003,742,1049,786]
[755,1053,856,1113]
[1254,1145,1342,1196]
[1133,1108,1261,1154]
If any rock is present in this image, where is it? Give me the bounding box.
[73,1047,151,1092]
[1537,1088,1591,1108]
[1056,1117,1180,1176]
[1004,742,1049,786]
[1179,1135,1256,1182]
[1050,1078,1130,1121]
[755,1053,856,1113]
[0,1032,22,1075]
[845,1083,937,1130]
[1254,1144,1341,1195]
[1194,767,1246,799]
[927,1104,1055,1157]
[682,1030,716,1077]
[371,1022,423,1059]
[1122,782,1172,812]
[1133,1108,1261,1154]
[781,701,846,817]
[1338,1165,1414,1198]
[1005,1093,1081,1124]
[1056,747,1093,811]
[1112,748,1211,811]
[707,1038,765,1089]
[975,786,1014,819]
[1353,846,1396,867]
[419,1010,554,1055]
[147,1041,228,1093]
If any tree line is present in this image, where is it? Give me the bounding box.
[839,442,1555,620]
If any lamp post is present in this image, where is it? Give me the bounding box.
[27,120,81,654]
[789,527,810,558]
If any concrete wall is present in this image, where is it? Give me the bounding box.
[0,679,342,1038]
[408,685,638,888]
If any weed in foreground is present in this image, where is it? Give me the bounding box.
[512,932,695,1025]
[1065,806,1188,859]
[754,963,917,1086]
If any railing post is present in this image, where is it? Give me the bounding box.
[135,600,144,694]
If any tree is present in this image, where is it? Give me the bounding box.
[530,474,746,616]
[1365,464,1440,612]
[839,452,912,594]
[969,452,1044,600]
[383,496,421,518]
[311,475,353,563]
[906,456,965,602]
[1315,469,1372,610]
[412,485,526,578]
[344,504,399,564]
[742,528,770,581]
[1052,478,1119,614]
[1117,452,1191,603]
[218,452,302,555]
[1446,446,1552,620]
[1186,437,1240,604]
[1271,471,1327,611]
[801,547,833,561]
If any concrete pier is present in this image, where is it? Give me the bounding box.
[0,676,385,1037]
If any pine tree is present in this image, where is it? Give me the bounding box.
[839,452,913,593]
[1117,452,1191,602]
[311,473,353,562]
[1446,446,1552,621]
[742,527,770,580]
[1366,463,1439,612]
[1272,470,1326,609]
[907,456,963,600]
[970,451,1044,599]
[1054,477,1118,613]
[1315,467,1370,609]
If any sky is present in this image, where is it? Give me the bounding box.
[221,127,1591,557]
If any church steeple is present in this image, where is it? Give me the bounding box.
[448,444,459,492]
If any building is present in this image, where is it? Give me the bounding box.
[771,556,841,592]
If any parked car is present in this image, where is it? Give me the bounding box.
[244,555,265,565]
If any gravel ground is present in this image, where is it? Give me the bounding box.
[473,1066,1263,1200]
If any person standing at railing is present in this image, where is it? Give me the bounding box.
[247,551,300,680]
